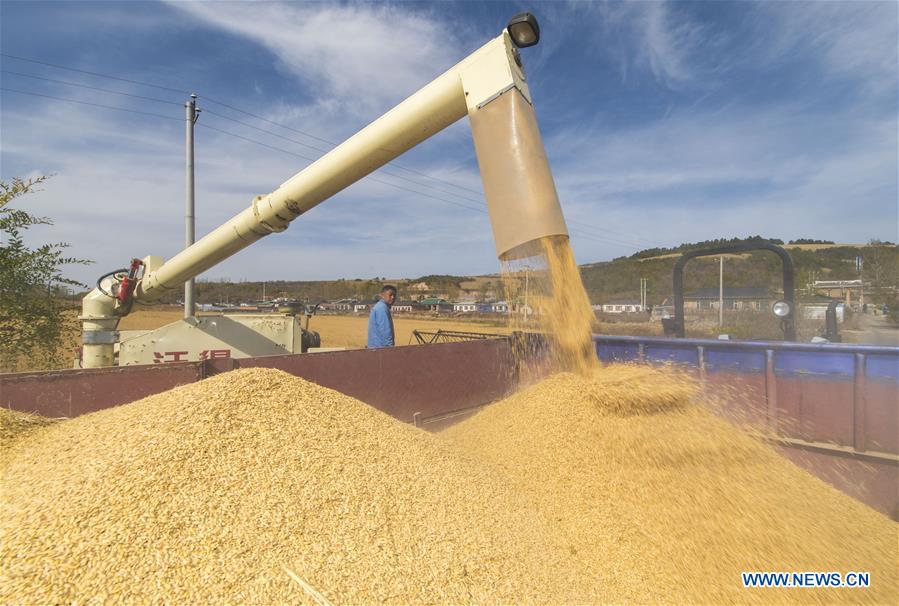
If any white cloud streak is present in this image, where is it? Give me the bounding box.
[165,1,468,116]
[593,0,706,88]
[752,0,898,96]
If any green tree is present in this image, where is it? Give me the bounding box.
[863,240,899,293]
[863,239,899,325]
[0,176,91,371]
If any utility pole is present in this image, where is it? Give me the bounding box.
[718,256,724,327]
[184,93,200,318]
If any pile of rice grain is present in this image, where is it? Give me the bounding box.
[0,408,57,464]
[1,368,599,605]
[442,365,898,605]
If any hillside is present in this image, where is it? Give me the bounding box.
[147,240,896,307]
[581,244,877,305]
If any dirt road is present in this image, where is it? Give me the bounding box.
[842,313,899,346]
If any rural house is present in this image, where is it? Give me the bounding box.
[598,300,645,314]
[390,300,424,313]
[419,298,454,313]
[453,300,478,313]
[334,299,357,312]
[684,287,774,312]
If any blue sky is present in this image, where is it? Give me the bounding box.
[1,1,896,284]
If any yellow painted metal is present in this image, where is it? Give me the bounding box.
[469,89,568,260]
[78,276,120,368]
[458,34,531,110]
[135,33,525,304]
[118,314,307,365]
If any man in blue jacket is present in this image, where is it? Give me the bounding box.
[367,285,396,348]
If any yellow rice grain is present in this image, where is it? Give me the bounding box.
[442,366,898,605]
[1,368,598,605]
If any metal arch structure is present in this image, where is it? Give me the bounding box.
[669,242,796,341]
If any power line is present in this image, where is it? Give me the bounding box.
[1,81,651,253]
[197,123,317,163]
[3,61,488,207]
[199,96,486,198]
[565,219,664,248]
[204,114,660,250]
[0,53,662,251]
[197,123,489,215]
[202,107,492,206]
[202,108,330,155]
[2,53,485,199]
[204,105,665,249]
[2,86,644,251]
[1,69,183,106]
[0,83,487,217]
[567,229,642,250]
[0,87,182,121]
[0,53,188,95]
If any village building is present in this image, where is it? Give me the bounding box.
[491,301,510,313]
[453,300,479,313]
[813,280,865,305]
[598,300,645,314]
[683,287,775,312]
[419,298,454,313]
[333,299,357,312]
[390,300,425,313]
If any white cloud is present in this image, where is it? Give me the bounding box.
[593,0,706,88]
[753,1,898,96]
[546,99,897,253]
[165,1,468,115]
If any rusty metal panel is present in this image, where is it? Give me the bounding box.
[776,446,897,520]
[0,363,204,418]
[865,380,899,453]
[865,355,899,453]
[223,340,517,424]
[775,376,854,446]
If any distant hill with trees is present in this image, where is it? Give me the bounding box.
[583,239,896,307]
[146,239,896,310]
[622,235,784,260]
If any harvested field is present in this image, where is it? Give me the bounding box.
[0,368,597,604]
[123,308,512,349]
[17,307,664,373]
[442,365,898,605]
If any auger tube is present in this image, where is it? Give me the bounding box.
[81,25,569,367]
